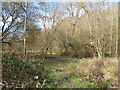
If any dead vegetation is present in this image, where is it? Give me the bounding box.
[76,58,118,88]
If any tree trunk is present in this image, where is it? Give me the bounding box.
[96,39,102,59]
[0,2,2,89]
[24,2,28,60]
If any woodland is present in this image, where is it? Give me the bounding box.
[1,1,119,88]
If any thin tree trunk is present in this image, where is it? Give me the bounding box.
[0,2,2,89]
[110,17,113,57]
[95,17,102,59]
[116,25,118,56]
[24,2,28,60]
[97,40,102,59]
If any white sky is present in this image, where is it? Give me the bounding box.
[0,14,21,31]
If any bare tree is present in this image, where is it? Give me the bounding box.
[2,2,24,43]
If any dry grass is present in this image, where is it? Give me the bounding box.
[76,57,118,87]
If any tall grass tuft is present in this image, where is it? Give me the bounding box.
[76,58,118,88]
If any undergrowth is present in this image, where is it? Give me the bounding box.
[76,58,118,88]
[2,55,48,88]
